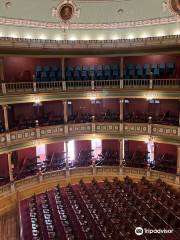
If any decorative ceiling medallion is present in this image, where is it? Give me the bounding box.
[52,0,80,22]
[166,0,180,15]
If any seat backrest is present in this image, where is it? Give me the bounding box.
[136,64,142,70]
[36,66,42,72]
[144,64,150,69]
[152,64,158,69]
[82,64,87,71]
[154,68,159,74]
[105,64,111,71]
[97,64,103,71]
[112,64,119,70]
[52,66,58,72]
[167,63,175,69]
[159,63,165,69]
[127,64,134,70]
[75,65,81,71]
[89,64,95,70]
[44,66,50,72]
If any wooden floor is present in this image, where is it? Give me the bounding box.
[0,209,19,240]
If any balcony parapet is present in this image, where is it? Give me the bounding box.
[0,122,179,154]
[1,35,180,51]
[0,167,179,205]
[0,79,180,97]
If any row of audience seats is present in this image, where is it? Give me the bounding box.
[20,178,180,240]
[35,63,175,81]
[4,110,178,132]
[13,152,66,180]
[65,64,120,81]
[125,63,175,79]
[35,64,120,82]
[35,66,62,82]
[11,146,178,181]
[124,150,177,173]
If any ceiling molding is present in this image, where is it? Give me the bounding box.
[0,15,179,30]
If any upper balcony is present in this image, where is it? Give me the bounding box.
[0,79,180,104]
[0,54,179,102]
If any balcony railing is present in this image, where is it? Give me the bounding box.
[1,78,180,95]
[0,122,179,153]
[0,167,179,200]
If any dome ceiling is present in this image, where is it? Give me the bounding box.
[0,0,179,40]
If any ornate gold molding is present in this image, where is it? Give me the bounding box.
[0,122,179,154]
[0,15,179,30]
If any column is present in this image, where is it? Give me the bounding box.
[7,152,13,182]
[177,146,180,175]
[119,99,124,122]
[119,138,124,166]
[120,57,124,79]
[65,140,69,169]
[0,58,5,81]
[63,100,68,123]
[61,58,65,81]
[3,105,9,131]
[0,58,6,94]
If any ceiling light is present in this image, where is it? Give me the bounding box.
[117,8,124,14]
[5,1,12,8]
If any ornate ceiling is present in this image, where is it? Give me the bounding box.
[0,0,179,40]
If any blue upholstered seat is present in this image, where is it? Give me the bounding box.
[41,71,48,81]
[104,64,112,79]
[112,64,119,79]
[152,64,158,70]
[89,65,95,78]
[153,68,160,78]
[35,66,42,81]
[49,71,56,81]
[82,64,87,71]
[136,69,143,78]
[166,63,175,74]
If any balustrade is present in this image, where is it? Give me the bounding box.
[0,167,179,201]
[0,122,179,152]
[0,79,179,95]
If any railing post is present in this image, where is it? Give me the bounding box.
[64,125,68,135]
[1,82,6,94]
[119,99,124,122]
[33,81,37,93]
[120,79,123,89]
[8,152,15,191]
[63,100,68,123]
[148,123,152,135]
[176,146,180,176]
[92,123,95,133]
[91,80,95,90]
[3,105,9,131]
[36,127,40,139]
[65,140,70,179]
[62,81,67,91]
[146,166,151,178]
[149,79,153,89]
[119,139,124,175]
[38,171,43,183]
[92,161,96,176]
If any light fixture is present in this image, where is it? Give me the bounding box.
[33,97,42,106]
[117,8,124,14]
[5,1,12,8]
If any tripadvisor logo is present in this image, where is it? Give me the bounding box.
[135,227,143,236]
[135,227,174,235]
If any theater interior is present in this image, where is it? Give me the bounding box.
[0,0,180,239]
